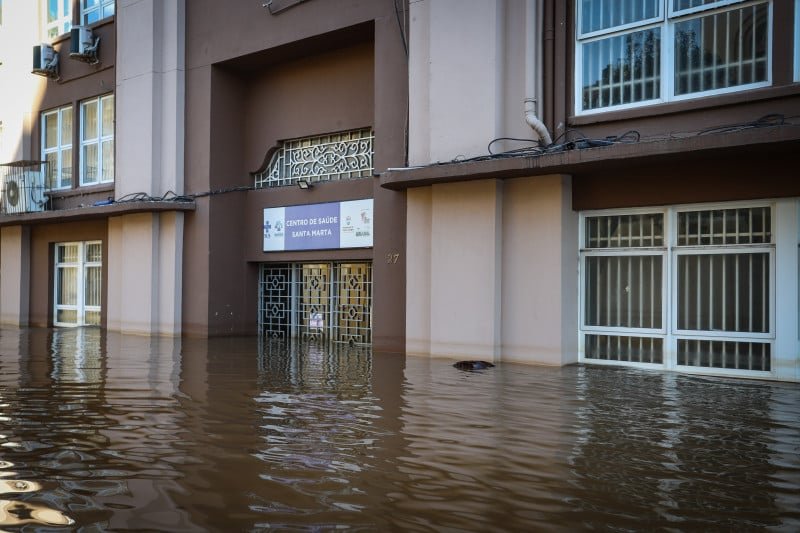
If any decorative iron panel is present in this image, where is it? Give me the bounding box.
[254,129,374,188]
[259,262,372,346]
[677,339,770,371]
[585,334,663,364]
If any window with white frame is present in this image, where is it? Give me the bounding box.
[54,241,102,327]
[45,0,72,39]
[80,94,114,185]
[576,0,772,114]
[81,0,114,25]
[42,105,73,190]
[580,204,775,374]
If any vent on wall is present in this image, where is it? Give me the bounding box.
[69,26,100,64]
[32,44,59,79]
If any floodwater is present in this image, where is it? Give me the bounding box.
[0,328,798,531]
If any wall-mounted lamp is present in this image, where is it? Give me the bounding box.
[297,180,313,190]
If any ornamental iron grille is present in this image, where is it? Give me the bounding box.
[254,129,374,188]
[259,262,372,345]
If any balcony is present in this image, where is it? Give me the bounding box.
[0,161,48,214]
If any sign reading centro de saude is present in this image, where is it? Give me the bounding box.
[263,199,373,252]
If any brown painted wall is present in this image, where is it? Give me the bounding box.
[29,220,107,327]
[184,1,409,348]
[573,151,800,211]
[33,18,117,210]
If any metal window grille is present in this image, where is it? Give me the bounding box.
[580,0,661,35]
[585,334,664,363]
[259,262,372,345]
[677,207,771,245]
[674,3,769,95]
[585,213,665,248]
[254,129,374,189]
[577,0,772,113]
[585,255,663,329]
[677,252,769,333]
[582,28,662,110]
[677,339,770,371]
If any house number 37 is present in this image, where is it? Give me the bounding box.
[386,253,400,264]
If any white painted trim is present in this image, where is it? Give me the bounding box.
[41,106,73,190]
[79,94,114,186]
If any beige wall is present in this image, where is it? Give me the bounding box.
[107,212,183,335]
[406,175,579,365]
[501,175,578,365]
[0,226,31,326]
[408,0,537,165]
[116,0,185,197]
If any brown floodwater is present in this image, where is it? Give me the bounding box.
[0,327,798,531]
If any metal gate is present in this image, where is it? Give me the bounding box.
[259,262,372,345]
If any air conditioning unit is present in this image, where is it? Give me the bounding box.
[69,26,100,64]
[2,171,47,214]
[32,43,59,78]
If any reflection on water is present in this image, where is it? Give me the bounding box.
[0,327,796,530]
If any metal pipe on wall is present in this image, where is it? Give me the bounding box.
[524,0,552,146]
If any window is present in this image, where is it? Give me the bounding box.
[795,0,800,81]
[81,0,114,25]
[576,0,772,113]
[42,106,73,190]
[80,94,114,185]
[45,0,72,39]
[580,204,775,374]
[54,241,102,327]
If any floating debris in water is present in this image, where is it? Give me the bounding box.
[453,360,495,371]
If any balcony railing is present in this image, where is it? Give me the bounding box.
[0,161,48,214]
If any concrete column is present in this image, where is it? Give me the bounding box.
[773,198,799,380]
[406,187,432,355]
[429,180,503,360]
[107,212,184,335]
[0,226,31,326]
[116,0,185,198]
[501,175,578,365]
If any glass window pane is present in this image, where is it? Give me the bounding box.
[44,113,57,149]
[84,9,100,25]
[45,152,58,189]
[85,266,101,307]
[83,143,98,183]
[48,0,58,22]
[585,334,663,364]
[677,253,769,333]
[677,339,770,371]
[673,0,735,12]
[57,243,79,263]
[86,243,102,262]
[84,0,99,8]
[61,107,72,146]
[584,255,663,329]
[84,310,101,326]
[103,3,114,17]
[674,3,768,95]
[61,147,72,187]
[101,140,113,181]
[584,213,664,248]
[582,28,661,111]
[57,266,78,306]
[82,100,98,140]
[101,96,113,135]
[581,0,660,34]
[57,309,78,325]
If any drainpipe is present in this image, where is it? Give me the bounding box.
[524,0,552,146]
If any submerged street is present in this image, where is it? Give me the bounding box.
[0,327,797,530]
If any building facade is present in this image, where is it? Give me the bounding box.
[0,0,408,352]
[389,0,800,381]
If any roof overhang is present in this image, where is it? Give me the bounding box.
[0,201,196,228]
[380,125,800,190]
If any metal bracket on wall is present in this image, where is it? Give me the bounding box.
[262,0,310,15]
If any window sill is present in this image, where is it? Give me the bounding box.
[46,183,114,200]
[569,84,800,126]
